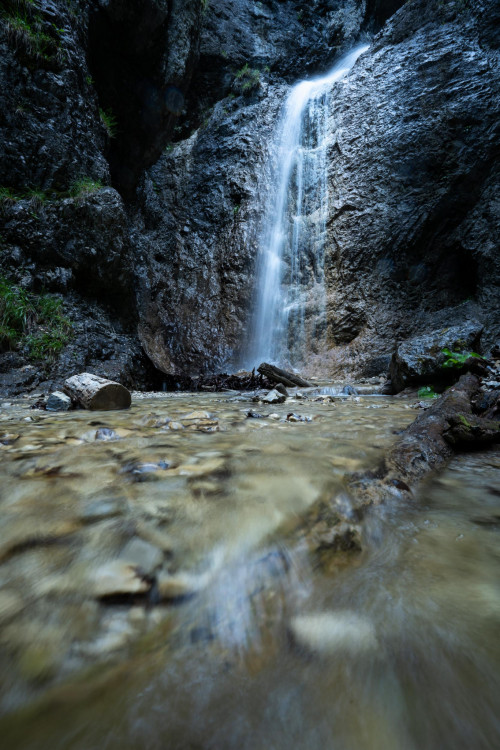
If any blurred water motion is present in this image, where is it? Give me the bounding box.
[0,393,499,749]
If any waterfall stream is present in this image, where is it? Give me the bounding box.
[249,46,369,368]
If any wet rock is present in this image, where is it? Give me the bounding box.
[285,413,312,423]
[119,538,163,576]
[251,390,269,402]
[443,414,500,448]
[46,392,72,412]
[274,383,289,397]
[389,322,483,393]
[289,611,378,656]
[92,560,151,598]
[0,433,20,446]
[119,459,171,481]
[157,571,207,601]
[95,428,120,441]
[80,498,126,523]
[262,389,286,405]
[341,385,358,396]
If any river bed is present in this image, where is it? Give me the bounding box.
[0,391,499,749]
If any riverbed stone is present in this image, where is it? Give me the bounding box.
[157,571,206,601]
[262,389,286,404]
[46,392,72,412]
[119,537,164,575]
[92,560,151,598]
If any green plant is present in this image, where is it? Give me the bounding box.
[85,74,94,86]
[99,107,117,138]
[26,187,48,206]
[0,276,71,359]
[2,2,60,63]
[25,328,70,359]
[441,348,484,369]
[417,386,438,399]
[234,63,260,94]
[69,177,103,198]
[0,187,18,204]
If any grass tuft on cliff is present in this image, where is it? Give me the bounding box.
[0,277,72,360]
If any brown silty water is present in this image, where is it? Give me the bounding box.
[0,390,499,749]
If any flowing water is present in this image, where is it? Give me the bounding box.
[248,46,369,367]
[0,392,499,749]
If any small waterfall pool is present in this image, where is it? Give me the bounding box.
[0,392,499,749]
[249,46,369,368]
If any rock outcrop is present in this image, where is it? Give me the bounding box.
[319,0,500,377]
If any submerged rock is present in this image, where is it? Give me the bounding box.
[289,611,378,656]
[119,538,164,576]
[92,561,151,598]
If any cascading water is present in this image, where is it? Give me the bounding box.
[248,46,369,368]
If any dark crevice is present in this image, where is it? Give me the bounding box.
[86,0,198,198]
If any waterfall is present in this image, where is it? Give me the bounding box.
[248,46,369,369]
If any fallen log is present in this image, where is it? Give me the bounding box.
[278,373,485,561]
[348,372,481,505]
[64,373,131,411]
[257,362,312,388]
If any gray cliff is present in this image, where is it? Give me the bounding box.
[0,0,498,390]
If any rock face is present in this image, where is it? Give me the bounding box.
[318,0,500,377]
[0,0,499,387]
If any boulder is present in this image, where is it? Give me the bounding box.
[389,321,483,393]
[46,391,72,412]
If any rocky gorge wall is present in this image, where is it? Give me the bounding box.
[0,0,498,391]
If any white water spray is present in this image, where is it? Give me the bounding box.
[248,46,369,367]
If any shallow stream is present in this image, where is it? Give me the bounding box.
[0,391,499,749]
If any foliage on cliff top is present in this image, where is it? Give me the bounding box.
[0,277,72,360]
[1,0,62,65]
